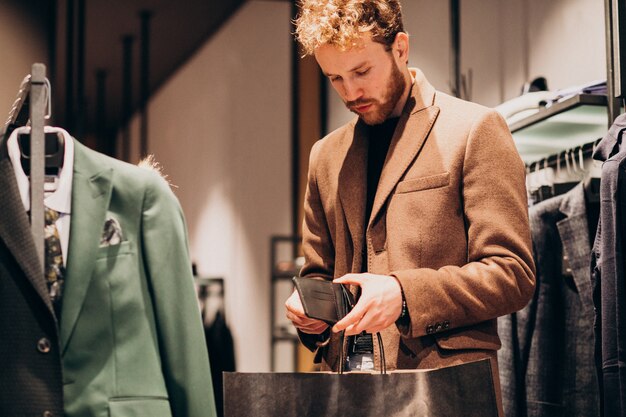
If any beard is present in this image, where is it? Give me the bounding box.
[345,59,407,126]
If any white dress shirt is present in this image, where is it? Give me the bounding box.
[7,126,74,265]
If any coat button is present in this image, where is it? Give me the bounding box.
[443,321,450,329]
[435,322,443,332]
[43,411,54,417]
[426,325,434,334]
[37,338,51,353]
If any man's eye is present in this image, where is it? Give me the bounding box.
[356,68,370,76]
[329,76,341,82]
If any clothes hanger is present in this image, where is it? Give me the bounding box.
[9,76,65,177]
[539,157,553,202]
[552,149,580,197]
[18,129,65,176]
[583,141,602,204]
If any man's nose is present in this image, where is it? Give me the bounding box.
[342,80,363,102]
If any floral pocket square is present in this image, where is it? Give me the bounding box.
[100,217,124,246]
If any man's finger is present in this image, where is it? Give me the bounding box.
[332,301,367,332]
[285,302,305,316]
[343,322,358,335]
[285,291,305,315]
[295,318,329,334]
[333,274,363,286]
[286,310,304,324]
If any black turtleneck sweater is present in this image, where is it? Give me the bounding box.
[362,116,399,272]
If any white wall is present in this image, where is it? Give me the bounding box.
[0,2,49,121]
[131,1,292,372]
[524,0,606,92]
[327,0,607,130]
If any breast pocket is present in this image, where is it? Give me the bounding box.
[97,240,133,260]
[109,397,172,417]
[395,172,450,194]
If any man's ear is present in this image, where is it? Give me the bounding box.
[394,32,410,64]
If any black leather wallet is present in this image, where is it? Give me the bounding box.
[292,277,355,324]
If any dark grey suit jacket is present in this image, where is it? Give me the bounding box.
[0,135,65,416]
[591,113,626,417]
[499,183,599,417]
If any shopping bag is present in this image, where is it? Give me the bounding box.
[224,358,498,417]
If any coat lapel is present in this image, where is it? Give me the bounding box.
[556,183,594,311]
[0,158,55,314]
[337,120,368,271]
[337,69,440,270]
[59,141,112,353]
[369,70,439,228]
[0,136,55,316]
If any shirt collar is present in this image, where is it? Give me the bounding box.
[7,126,74,214]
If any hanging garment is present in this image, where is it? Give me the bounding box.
[591,112,626,417]
[0,129,217,417]
[0,133,64,417]
[499,183,600,417]
[205,310,236,417]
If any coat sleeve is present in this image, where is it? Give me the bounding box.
[298,141,336,351]
[392,109,536,340]
[141,173,217,417]
[300,140,335,281]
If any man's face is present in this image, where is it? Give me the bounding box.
[315,33,408,125]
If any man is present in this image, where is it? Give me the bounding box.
[0,126,216,417]
[285,0,535,410]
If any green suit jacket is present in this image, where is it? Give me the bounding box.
[60,141,216,417]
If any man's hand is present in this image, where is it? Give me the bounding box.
[332,273,403,336]
[285,289,329,334]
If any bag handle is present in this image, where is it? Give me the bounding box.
[336,284,387,374]
[376,332,386,374]
[306,281,387,374]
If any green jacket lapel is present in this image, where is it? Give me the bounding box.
[60,140,113,353]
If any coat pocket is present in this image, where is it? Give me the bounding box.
[435,321,502,351]
[109,397,172,417]
[97,240,133,259]
[395,172,450,194]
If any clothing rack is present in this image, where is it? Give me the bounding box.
[525,138,602,205]
[525,138,601,173]
[4,63,50,271]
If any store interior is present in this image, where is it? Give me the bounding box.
[1,0,616,381]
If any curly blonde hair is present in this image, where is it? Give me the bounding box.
[294,0,404,55]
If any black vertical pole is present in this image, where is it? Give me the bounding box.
[76,0,86,138]
[450,0,461,98]
[319,70,328,137]
[122,35,134,162]
[139,10,152,158]
[289,1,300,373]
[615,0,626,100]
[65,0,75,130]
[291,3,300,243]
[605,0,625,125]
[95,69,108,155]
[48,0,58,119]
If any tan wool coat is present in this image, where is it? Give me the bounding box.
[299,68,536,375]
